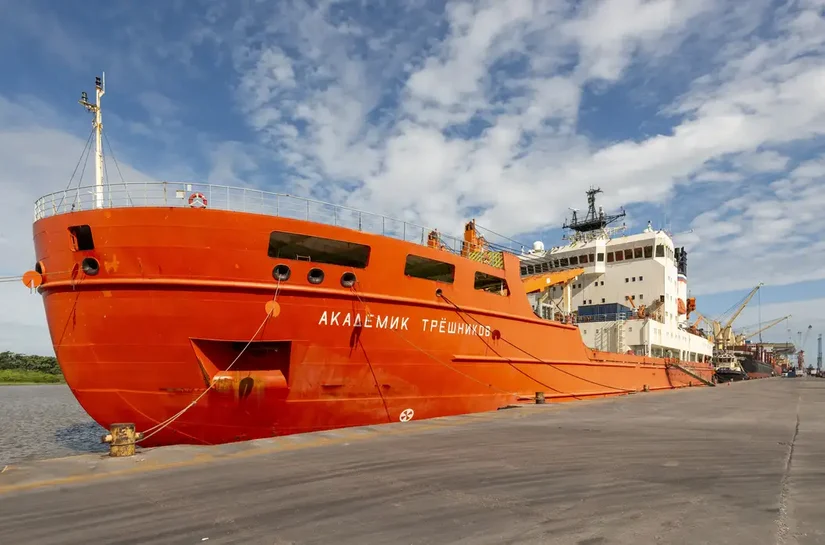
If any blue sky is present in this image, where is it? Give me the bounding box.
[0,0,824,355]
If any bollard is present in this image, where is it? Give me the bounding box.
[536,391,546,404]
[101,423,144,457]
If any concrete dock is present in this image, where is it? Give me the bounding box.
[1,378,823,545]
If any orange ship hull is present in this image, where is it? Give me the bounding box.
[32,205,714,447]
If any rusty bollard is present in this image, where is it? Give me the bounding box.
[101,423,144,457]
[536,391,546,404]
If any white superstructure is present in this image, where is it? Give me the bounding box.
[519,188,713,363]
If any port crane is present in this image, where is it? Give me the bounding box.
[797,325,813,370]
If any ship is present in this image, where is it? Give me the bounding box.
[23,75,716,447]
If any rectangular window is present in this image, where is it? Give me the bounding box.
[624,249,633,260]
[268,231,370,268]
[607,252,614,263]
[570,256,579,265]
[589,254,595,263]
[560,258,569,266]
[644,246,653,258]
[553,260,560,268]
[597,253,604,262]
[601,298,605,303]
[615,251,624,262]
[639,294,643,300]
[68,225,95,251]
[520,266,527,275]
[474,271,509,296]
[404,255,455,283]
[632,276,636,282]
[634,247,643,258]
[639,276,643,281]
[656,244,665,258]
[580,254,588,264]
[625,278,629,283]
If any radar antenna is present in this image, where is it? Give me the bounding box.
[562,187,626,242]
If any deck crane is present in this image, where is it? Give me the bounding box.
[713,283,764,350]
[733,315,791,346]
[692,283,763,350]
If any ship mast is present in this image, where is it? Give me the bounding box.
[562,187,626,243]
[79,73,106,209]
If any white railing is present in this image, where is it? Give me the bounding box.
[33,181,506,267]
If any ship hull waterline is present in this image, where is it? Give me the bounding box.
[33,207,715,447]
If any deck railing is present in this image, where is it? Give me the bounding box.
[33,182,507,268]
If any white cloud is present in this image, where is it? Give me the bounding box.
[692,170,744,183]
[5,0,825,354]
[217,0,825,295]
[733,150,790,173]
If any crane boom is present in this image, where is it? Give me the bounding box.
[740,314,791,341]
[723,283,764,330]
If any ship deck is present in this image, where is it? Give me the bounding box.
[2,378,824,544]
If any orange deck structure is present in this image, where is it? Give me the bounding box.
[27,181,716,447]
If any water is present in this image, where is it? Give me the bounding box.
[0,385,107,467]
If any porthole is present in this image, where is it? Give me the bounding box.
[272,264,291,281]
[340,272,356,288]
[81,257,100,276]
[308,268,325,285]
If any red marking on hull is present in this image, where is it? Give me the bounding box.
[33,208,715,447]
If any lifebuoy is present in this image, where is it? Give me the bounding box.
[188,192,208,208]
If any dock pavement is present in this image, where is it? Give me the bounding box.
[1,378,823,544]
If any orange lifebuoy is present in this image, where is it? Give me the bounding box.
[188,192,208,208]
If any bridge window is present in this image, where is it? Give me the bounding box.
[474,271,509,295]
[68,225,95,251]
[597,253,604,262]
[570,256,579,265]
[634,248,643,259]
[580,254,588,264]
[560,258,569,266]
[607,252,614,262]
[644,246,653,258]
[268,231,370,268]
[404,255,455,283]
[624,249,633,260]
[656,244,665,257]
[615,251,624,262]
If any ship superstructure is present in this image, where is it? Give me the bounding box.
[518,188,714,363]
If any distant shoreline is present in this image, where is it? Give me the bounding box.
[0,369,65,385]
[0,352,64,385]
